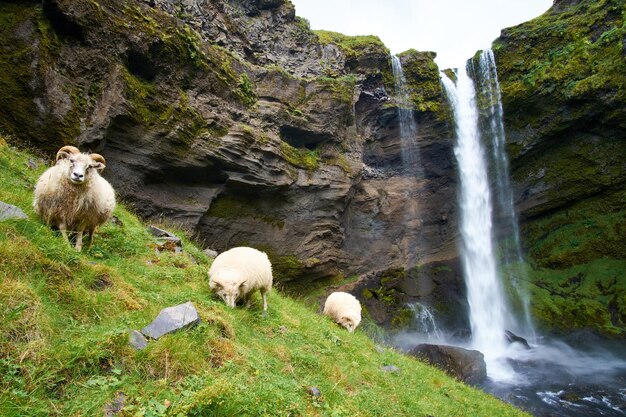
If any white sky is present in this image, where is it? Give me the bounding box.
[289,0,553,69]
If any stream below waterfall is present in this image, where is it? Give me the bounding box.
[480,336,626,417]
[393,329,626,417]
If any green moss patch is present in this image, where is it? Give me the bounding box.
[494,0,626,136]
[314,30,388,60]
[523,259,626,337]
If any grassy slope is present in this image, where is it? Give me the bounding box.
[0,138,527,416]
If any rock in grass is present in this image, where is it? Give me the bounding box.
[148,225,181,242]
[382,365,400,373]
[0,201,27,221]
[149,225,183,253]
[308,386,321,398]
[141,301,200,339]
[104,392,125,417]
[129,330,148,350]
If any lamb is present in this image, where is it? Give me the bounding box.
[208,247,273,311]
[33,146,116,251]
[323,291,362,333]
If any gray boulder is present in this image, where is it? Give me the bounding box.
[141,301,200,339]
[128,330,148,350]
[0,201,27,221]
[409,343,487,384]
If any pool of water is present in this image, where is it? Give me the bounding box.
[393,331,626,416]
[481,336,626,417]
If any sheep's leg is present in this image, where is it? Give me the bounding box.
[59,222,70,245]
[75,229,84,251]
[243,292,253,308]
[86,229,94,250]
[260,288,268,312]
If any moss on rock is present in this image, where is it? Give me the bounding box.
[494,0,626,140]
[314,30,388,62]
[393,49,444,116]
[494,0,626,336]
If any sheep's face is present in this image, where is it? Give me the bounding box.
[210,271,247,308]
[64,154,105,185]
[339,316,357,333]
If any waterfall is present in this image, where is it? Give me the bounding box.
[441,66,515,380]
[391,55,421,172]
[474,49,535,340]
[390,55,424,268]
[407,303,443,341]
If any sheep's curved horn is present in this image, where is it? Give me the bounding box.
[89,153,106,165]
[55,145,80,162]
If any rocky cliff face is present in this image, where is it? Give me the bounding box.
[494,0,626,336]
[0,0,462,311]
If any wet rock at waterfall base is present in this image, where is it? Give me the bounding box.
[409,344,487,384]
[505,330,531,350]
[141,301,200,339]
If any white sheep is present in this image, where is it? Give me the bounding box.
[323,291,362,333]
[208,247,273,311]
[33,146,116,251]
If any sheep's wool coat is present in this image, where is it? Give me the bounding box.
[208,246,273,304]
[33,160,116,231]
[323,291,362,329]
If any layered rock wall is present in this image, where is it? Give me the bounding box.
[0,0,461,293]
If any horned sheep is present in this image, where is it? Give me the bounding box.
[208,247,273,311]
[323,291,362,333]
[33,146,116,251]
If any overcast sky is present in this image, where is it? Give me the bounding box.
[289,0,553,69]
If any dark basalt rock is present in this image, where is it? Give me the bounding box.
[505,330,531,350]
[409,344,487,384]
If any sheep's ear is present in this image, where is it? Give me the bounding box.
[90,154,106,172]
[211,281,223,289]
[92,162,106,172]
[239,280,248,288]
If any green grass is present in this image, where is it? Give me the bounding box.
[0,137,529,416]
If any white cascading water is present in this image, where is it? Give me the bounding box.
[475,49,535,340]
[441,67,515,381]
[407,303,443,341]
[391,55,421,171]
[390,55,424,268]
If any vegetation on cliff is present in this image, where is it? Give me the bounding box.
[395,49,443,114]
[493,0,626,336]
[0,138,529,416]
[494,0,626,142]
